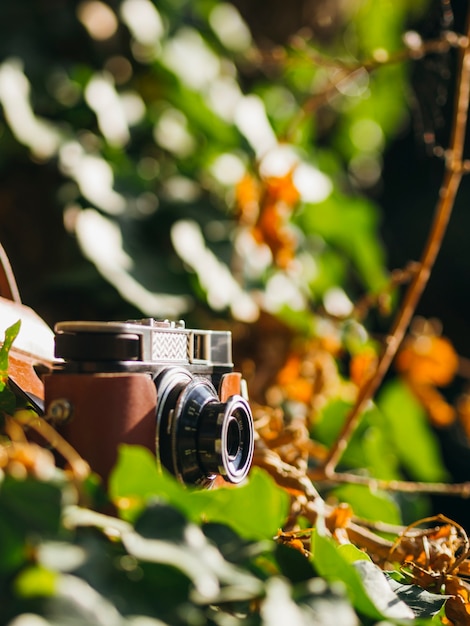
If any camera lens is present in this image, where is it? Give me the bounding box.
[196,395,253,484]
[155,368,254,486]
[227,416,241,460]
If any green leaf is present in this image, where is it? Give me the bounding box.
[0,384,15,415]
[297,193,388,292]
[337,543,371,564]
[189,467,289,540]
[0,319,21,378]
[109,444,184,518]
[260,577,307,624]
[386,574,449,618]
[311,530,416,620]
[352,559,415,620]
[109,445,289,540]
[378,379,448,482]
[52,512,195,622]
[0,475,62,534]
[311,530,382,619]
[274,542,316,584]
[312,399,401,481]
[332,484,401,525]
[14,564,57,598]
[0,320,21,412]
[0,475,62,573]
[42,573,128,625]
[261,576,359,626]
[0,511,27,573]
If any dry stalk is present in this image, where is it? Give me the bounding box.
[312,471,470,499]
[316,11,470,479]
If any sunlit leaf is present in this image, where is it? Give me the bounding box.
[311,529,384,620]
[312,399,401,480]
[190,467,290,540]
[0,320,21,412]
[108,443,183,518]
[337,543,371,564]
[110,445,289,540]
[312,530,416,620]
[14,565,57,598]
[0,320,21,378]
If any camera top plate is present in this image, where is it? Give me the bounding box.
[54,318,233,368]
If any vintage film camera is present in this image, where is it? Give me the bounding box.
[0,244,254,487]
[45,319,254,486]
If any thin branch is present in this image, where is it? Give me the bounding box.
[14,409,90,481]
[311,470,470,498]
[318,11,470,477]
[253,448,320,500]
[281,31,468,140]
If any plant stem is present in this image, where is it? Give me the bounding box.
[281,32,466,141]
[312,471,470,498]
[318,13,470,478]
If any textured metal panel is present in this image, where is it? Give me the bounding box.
[152,331,189,361]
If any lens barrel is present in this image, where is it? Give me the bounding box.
[155,368,254,485]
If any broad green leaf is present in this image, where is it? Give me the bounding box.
[337,543,371,564]
[312,399,371,471]
[262,576,359,626]
[44,573,127,625]
[109,443,184,516]
[352,559,415,620]
[312,399,352,447]
[0,385,15,416]
[189,467,289,540]
[360,420,401,481]
[110,445,289,540]
[311,530,415,620]
[354,0,428,56]
[311,530,383,619]
[0,511,26,573]
[378,379,448,482]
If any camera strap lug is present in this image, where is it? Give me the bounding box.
[219,372,244,402]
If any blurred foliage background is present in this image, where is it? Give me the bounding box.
[1,0,470,530]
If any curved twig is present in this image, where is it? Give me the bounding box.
[319,12,470,477]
